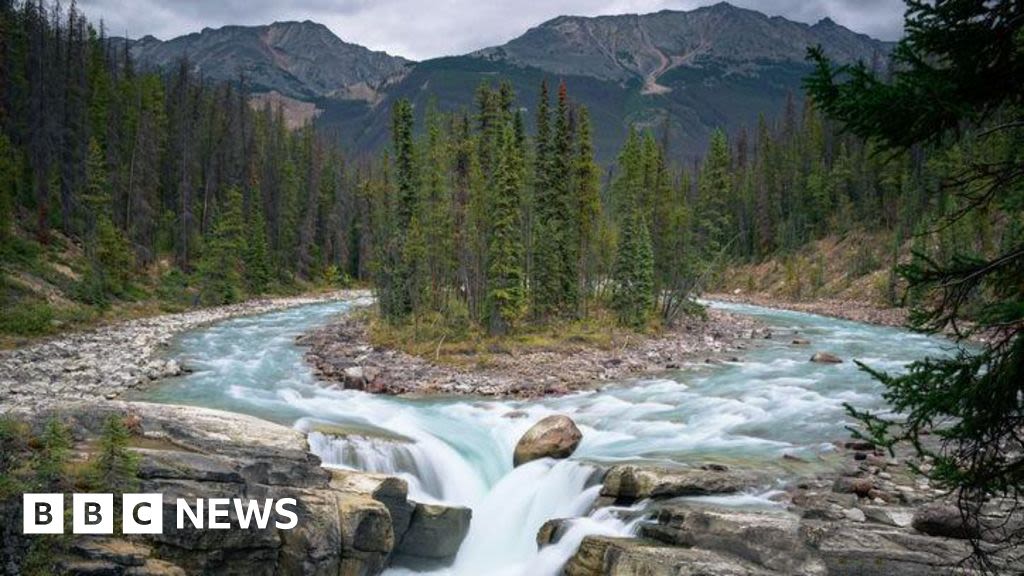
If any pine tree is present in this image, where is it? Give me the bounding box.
[807,1,1024,563]
[553,81,578,315]
[244,204,271,294]
[0,133,21,240]
[531,79,560,318]
[90,415,137,492]
[575,106,601,311]
[375,99,417,321]
[611,128,654,327]
[696,129,733,257]
[421,103,454,311]
[612,206,654,328]
[198,186,245,304]
[486,125,525,335]
[34,417,71,490]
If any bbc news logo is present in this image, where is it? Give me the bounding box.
[23,494,299,534]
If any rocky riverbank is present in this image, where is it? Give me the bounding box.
[0,401,470,575]
[0,290,369,409]
[550,441,1023,575]
[301,308,767,398]
[708,291,909,328]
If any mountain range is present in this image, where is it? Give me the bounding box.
[124,2,891,161]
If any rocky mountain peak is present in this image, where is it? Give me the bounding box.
[128,20,411,102]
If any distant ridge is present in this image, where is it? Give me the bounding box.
[125,3,891,160]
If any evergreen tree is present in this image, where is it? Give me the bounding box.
[198,186,245,304]
[0,133,21,239]
[574,106,602,311]
[612,206,654,328]
[553,81,578,315]
[34,417,71,490]
[486,126,526,334]
[611,128,654,327]
[807,0,1024,565]
[90,415,137,492]
[531,80,560,318]
[696,129,733,257]
[244,204,271,294]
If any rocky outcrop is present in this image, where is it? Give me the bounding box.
[395,503,472,561]
[565,502,1018,576]
[513,415,583,466]
[2,401,470,576]
[563,536,770,576]
[600,464,757,502]
[641,504,822,574]
[561,442,1024,576]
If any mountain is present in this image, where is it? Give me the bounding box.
[473,4,883,90]
[347,3,890,160]
[127,20,410,102]
[128,4,892,161]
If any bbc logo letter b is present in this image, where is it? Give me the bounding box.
[73,493,114,534]
[23,494,64,534]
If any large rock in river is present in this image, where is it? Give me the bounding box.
[513,415,583,467]
[396,502,472,562]
[810,352,843,364]
[600,464,755,502]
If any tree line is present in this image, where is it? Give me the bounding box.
[0,0,368,309]
[1,0,1008,339]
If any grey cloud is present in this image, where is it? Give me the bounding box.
[77,0,905,61]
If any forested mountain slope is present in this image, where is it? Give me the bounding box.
[125,3,891,161]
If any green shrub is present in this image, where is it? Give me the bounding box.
[89,415,138,492]
[0,302,54,336]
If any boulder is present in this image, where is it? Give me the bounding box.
[808,520,977,576]
[536,518,572,547]
[512,415,582,467]
[601,464,755,502]
[640,504,822,574]
[859,505,915,528]
[329,468,414,539]
[911,504,978,540]
[832,477,874,498]
[396,502,472,561]
[810,352,843,364]
[564,536,769,576]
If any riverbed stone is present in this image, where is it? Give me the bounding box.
[513,415,583,467]
[810,352,843,363]
[536,518,572,547]
[396,502,472,561]
[911,503,978,539]
[564,536,771,576]
[329,468,415,540]
[600,464,756,502]
[640,503,823,574]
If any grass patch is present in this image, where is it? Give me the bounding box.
[369,305,656,368]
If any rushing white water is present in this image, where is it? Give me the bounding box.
[138,298,958,574]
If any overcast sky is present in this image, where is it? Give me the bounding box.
[77,0,906,61]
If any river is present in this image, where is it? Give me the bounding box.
[136,297,956,575]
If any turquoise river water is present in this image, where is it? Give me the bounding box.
[138,298,957,575]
